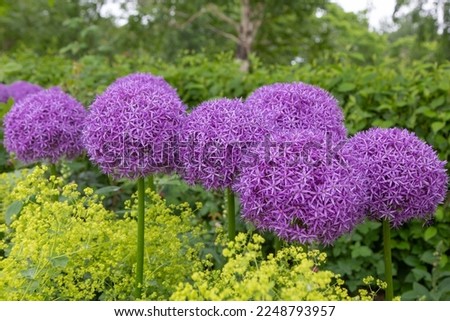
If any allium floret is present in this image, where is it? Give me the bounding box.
[110,72,177,95]
[245,82,347,141]
[8,81,43,102]
[180,98,268,190]
[0,84,9,103]
[3,87,87,163]
[234,130,367,244]
[344,127,448,226]
[83,78,186,179]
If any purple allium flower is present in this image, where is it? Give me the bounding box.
[3,87,87,163]
[8,81,43,103]
[344,127,448,226]
[180,98,268,190]
[83,78,186,179]
[0,84,9,103]
[245,82,347,141]
[111,73,176,94]
[234,130,367,244]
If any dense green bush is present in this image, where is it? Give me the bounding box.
[324,207,450,300]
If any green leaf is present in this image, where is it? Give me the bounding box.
[392,240,410,250]
[0,61,22,78]
[337,82,356,92]
[412,268,431,282]
[440,255,448,269]
[404,255,421,267]
[336,259,354,275]
[420,251,436,264]
[401,290,419,301]
[351,245,373,258]
[438,81,450,91]
[412,282,430,299]
[430,96,445,109]
[349,52,365,62]
[0,98,14,118]
[423,226,437,241]
[50,255,69,268]
[435,207,444,220]
[372,119,396,128]
[431,122,445,134]
[437,277,450,296]
[95,186,120,195]
[5,200,23,225]
[21,268,37,279]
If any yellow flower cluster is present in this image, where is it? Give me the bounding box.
[171,233,381,301]
[0,169,31,223]
[0,166,203,300]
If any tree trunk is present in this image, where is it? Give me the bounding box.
[237,0,263,72]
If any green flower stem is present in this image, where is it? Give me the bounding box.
[383,219,394,301]
[135,177,145,299]
[226,188,236,240]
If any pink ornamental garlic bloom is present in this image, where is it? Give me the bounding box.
[8,81,43,102]
[245,82,347,142]
[111,73,177,95]
[83,76,186,179]
[344,127,448,226]
[234,130,367,245]
[3,87,87,163]
[0,84,9,103]
[180,98,269,190]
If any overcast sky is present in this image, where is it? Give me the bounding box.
[333,0,396,29]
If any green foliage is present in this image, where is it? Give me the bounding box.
[324,206,450,300]
[0,0,390,65]
[0,0,116,57]
[171,232,384,301]
[0,166,203,300]
[389,0,450,62]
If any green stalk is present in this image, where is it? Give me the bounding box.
[226,187,236,240]
[135,177,145,299]
[383,219,394,301]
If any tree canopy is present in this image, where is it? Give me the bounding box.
[0,0,448,65]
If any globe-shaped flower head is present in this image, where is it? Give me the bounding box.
[8,81,43,102]
[83,75,186,179]
[111,73,177,95]
[344,127,448,226]
[234,130,368,244]
[245,82,347,141]
[180,98,269,190]
[3,87,87,163]
[0,84,9,103]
